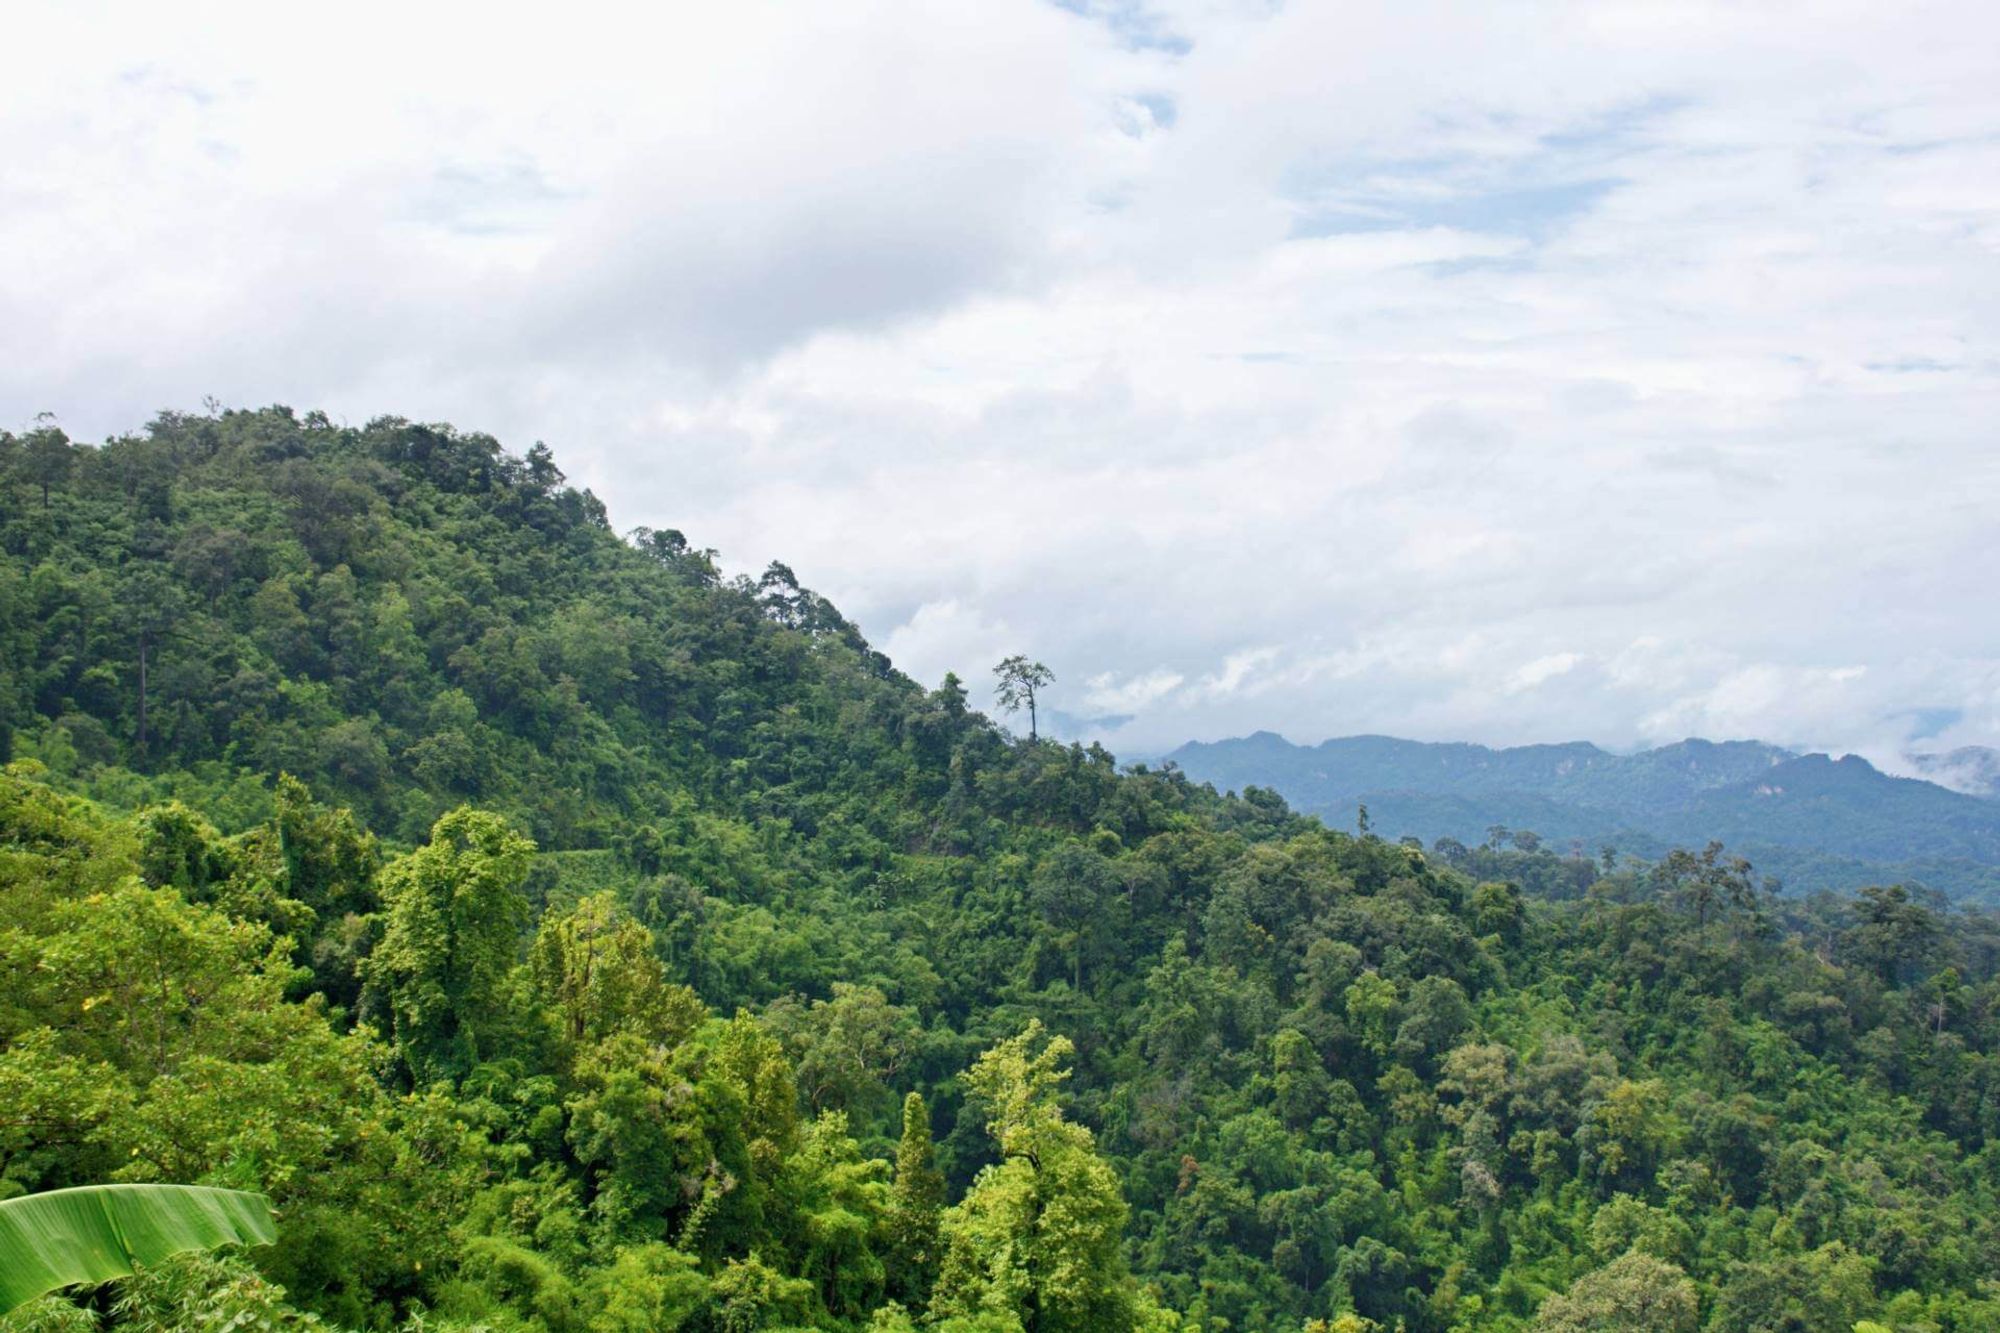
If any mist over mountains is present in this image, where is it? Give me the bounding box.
[1164,732,2000,902]
[1909,745,2000,799]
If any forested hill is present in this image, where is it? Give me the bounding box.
[1165,733,2000,903]
[0,404,953,850]
[4,408,2000,1333]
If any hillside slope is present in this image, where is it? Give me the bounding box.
[4,409,2000,1333]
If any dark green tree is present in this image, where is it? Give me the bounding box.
[993,655,1054,742]
[21,424,73,508]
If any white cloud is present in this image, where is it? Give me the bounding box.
[5,0,1998,757]
[1083,669,1187,713]
[880,600,1015,694]
[1507,653,1584,694]
[1199,647,1281,700]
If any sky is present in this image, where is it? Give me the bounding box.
[4,0,1998,767]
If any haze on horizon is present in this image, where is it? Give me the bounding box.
[4,0,1997,766]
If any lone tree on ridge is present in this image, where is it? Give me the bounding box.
[993,656,1054,742]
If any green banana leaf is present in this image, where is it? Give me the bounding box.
[0,1183,276,1315]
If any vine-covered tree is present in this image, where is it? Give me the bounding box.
[365,806,535,1084]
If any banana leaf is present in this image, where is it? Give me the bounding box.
[0,1184,276,1315]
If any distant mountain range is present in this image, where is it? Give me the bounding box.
[1907,746,2000,799]
[1162,733,2000,902]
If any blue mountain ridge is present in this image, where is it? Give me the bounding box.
[1162,733,2000,901]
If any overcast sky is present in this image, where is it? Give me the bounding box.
[6,0,1998,765]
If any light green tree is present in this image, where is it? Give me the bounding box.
[1533,1249,1697,1332]
[527,891,704,1074]
[932,1022,1174,1333]
[365,806,534,1084]
[886,1091,946,1310]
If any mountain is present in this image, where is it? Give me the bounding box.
[1166,732,2000,900]
[1168,731,1792,809]
[1909,745,2000,798]
[6,408,2000,1332]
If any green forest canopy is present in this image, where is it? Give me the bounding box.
[1,408,1997,1332]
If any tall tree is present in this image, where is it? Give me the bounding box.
[1654,840,1762,932]
[113,567,187,757]
[21,424,73,509]
[933,1022,1163,1333]
[993,656,1055,742]
[885,1091,945,1311]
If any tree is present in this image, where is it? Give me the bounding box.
[1577,1080,1681,1193]
[1391,975,1472,1071]
[993,656,1054,742]
[1029,844,1116,990]
[1842,884,1944,986]
[758,560,810,629]
[1345,972,1400,1057]
[1470,880,1524,943]
[1270,1028,1335,1134]
[1705,1244,1876,1333]
[131,801,234,901]
[1533,1250,1697,1332]
[932,1022,1163,1332]
[775,1111,892,1320]
[524,440,564,490]
[21,424,73,509]
[1653,841,1761,932]
[113,567,188,756]
[886,1092,946,1311]
[765,983,920,1124]
[527,892,705,1071]
[365,806,534,1084]
[269,774,380,921]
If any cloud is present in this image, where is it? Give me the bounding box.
[1506,653,1584,694]
[5,0,1998,758]
[880,599,1015,695]
[1200,648,1281,700]
[1083,668,1187,713]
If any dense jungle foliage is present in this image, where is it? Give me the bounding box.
[2,408,1999,1332]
